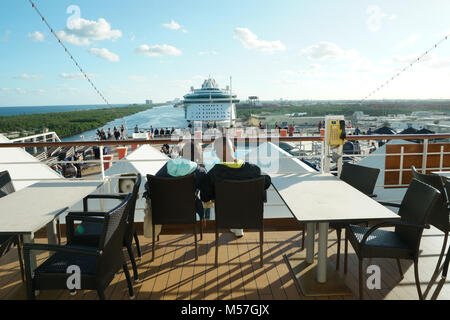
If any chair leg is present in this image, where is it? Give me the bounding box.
[442,244,450,279]
[414,259,423,300]
[260,229,264,268]
[359,258,364,300]
[396,258,404,279]
[133,230,142,259]
[97,289,106,300]
[344,232,349,274]
[126,244,139,282]
[336,228,342,270]
[215,228,219,267]
[16,236,25,282]
[152,224,155,262]
[123,263,135,299]
[194,224,198,261]
[200,217,204,241]
[433,232,448,277]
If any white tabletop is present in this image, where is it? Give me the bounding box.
[0,180,103,235]
[432,171,450,179]
[271,173,399,223]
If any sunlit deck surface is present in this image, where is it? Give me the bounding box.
[1,226,449,300]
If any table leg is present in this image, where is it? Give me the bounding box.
[46,219,58,245]
[317,222,329,283]
[22,233,36,274]
[305,223,315,264]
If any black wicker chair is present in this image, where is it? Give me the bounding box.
[344,179,440,300]
[411,166,450,278]
[67,174,142,282]
[442,180,450,279]
[24,193,134,300]
[214,177,265,268]
[147,174,198,262]
[301,163,380,270]
[0,170,25,282]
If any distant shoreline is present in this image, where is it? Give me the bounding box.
[0,105,160,138]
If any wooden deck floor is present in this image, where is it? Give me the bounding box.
[1,227,449,300]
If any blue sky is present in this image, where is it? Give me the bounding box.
[1,0,450,106]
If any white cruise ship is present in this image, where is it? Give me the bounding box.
[183,78,239,127]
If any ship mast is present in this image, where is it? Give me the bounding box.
[229,76,233,127]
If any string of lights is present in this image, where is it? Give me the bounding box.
[360,34,449,104]
[28,0,111,107]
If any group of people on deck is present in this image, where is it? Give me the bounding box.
[143,137,271,238]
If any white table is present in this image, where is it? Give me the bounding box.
[0,180,103,272]
[271,172,399,295]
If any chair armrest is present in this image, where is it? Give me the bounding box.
[359,220,430,246]
[83,194,127,211]
[378,201,401,208]
[23,243,102,256]
[67,211,108,217]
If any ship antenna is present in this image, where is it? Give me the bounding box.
[229,76,233,127]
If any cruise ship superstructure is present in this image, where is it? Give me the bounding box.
[183,78,239,126]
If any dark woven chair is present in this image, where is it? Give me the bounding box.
[214,177,265,268]
[147,174,198,262]
[442,180,450,279]
[23,193,134,300]
[344,179,440,300]
[411,166,450,277]
[0,170,25,282]
[67,174,142,282]
[301,163,380,269]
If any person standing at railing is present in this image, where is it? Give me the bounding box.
[289,124,295,137]
[113,127,120,140]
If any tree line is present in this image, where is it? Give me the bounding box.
[0,105,151,138]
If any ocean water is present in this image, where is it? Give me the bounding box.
[0,104,129,116]
[63,105,187,141]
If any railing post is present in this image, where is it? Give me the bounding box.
[32,137,37,154]
[439,146,444,172]
[399,146,404,186]
[422,139,428,174]
[100,146,105,180]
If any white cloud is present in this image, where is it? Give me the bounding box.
[162,20,188,34]
[233,27,285,53]
[135,44,182,57]
[395,33,420,50]
[162,20,181,30]
[198,50,218,56]
[300,42,358,61]
[1,88,11,93]
[366,5,395,32]
[88,48,120,62]
[60,72,96,80]
[27,31,45,42]
[12,74,43,79]
[56,18,122,46]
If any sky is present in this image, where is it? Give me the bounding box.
[1,0,450,106]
